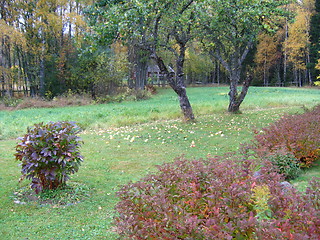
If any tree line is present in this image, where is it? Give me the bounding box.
[1,0,320,116]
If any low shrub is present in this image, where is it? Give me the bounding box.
[95,95,123,104]
[0,96,22,107]
[125,89,152,101]
[304,177,320,210]
[14,97,51,109]
[15,121,84,193]
[0,95,93,110]
[94,88,152,104]
[145,85,157,95]
[115,156,320,239]
[267,152,302,180]
[252,105,320,168]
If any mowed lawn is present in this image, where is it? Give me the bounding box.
[0,86,320,239]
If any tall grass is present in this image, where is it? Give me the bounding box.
[0,86,319,239]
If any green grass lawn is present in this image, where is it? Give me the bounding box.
[0,86,319,239]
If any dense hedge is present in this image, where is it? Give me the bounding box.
[252,105,320,168]
[115,156,320,239]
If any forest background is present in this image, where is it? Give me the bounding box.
[1,0,320,103]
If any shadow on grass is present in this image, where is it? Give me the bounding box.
[12,181,91,207]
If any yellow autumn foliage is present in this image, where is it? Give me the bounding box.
[0,20,26,48]
[284,6,311,70]
[251,184,273,221]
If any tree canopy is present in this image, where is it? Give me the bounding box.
[88,0,292,114]
[1,0,318,116]
[88,0,199,119]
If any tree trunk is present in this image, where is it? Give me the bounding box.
[174,83,194,120]
[283,21,288,85]
[128,44,148,90]
[39,23,46,97]
[298,69,302,87]
[228,71,240,112]
[212,41,253,112]
[175,44,194,120]
[263,54,267,86]
[135,61,148,90]
[306,54,312,85]
[293,68,298,86]
[153,54,194,121]
[217,62,220,85]
[39,54,45,96]
[228,73,252,113]
[275,63,282,86]
[174,73,194,120]
[1,37,5,97]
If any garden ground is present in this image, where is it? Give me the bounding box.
[0,86,320,239]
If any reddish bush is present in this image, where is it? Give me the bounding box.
[115,156,320,239]
[252,105,320,168]
[15,121,84,193]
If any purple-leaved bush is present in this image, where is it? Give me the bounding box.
[15,121,83,193]
[115,156,320,239]
[252,105,320,168]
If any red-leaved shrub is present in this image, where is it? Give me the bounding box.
[15,121,83,193]
[252,105,320,168]
[115,156,320,239]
